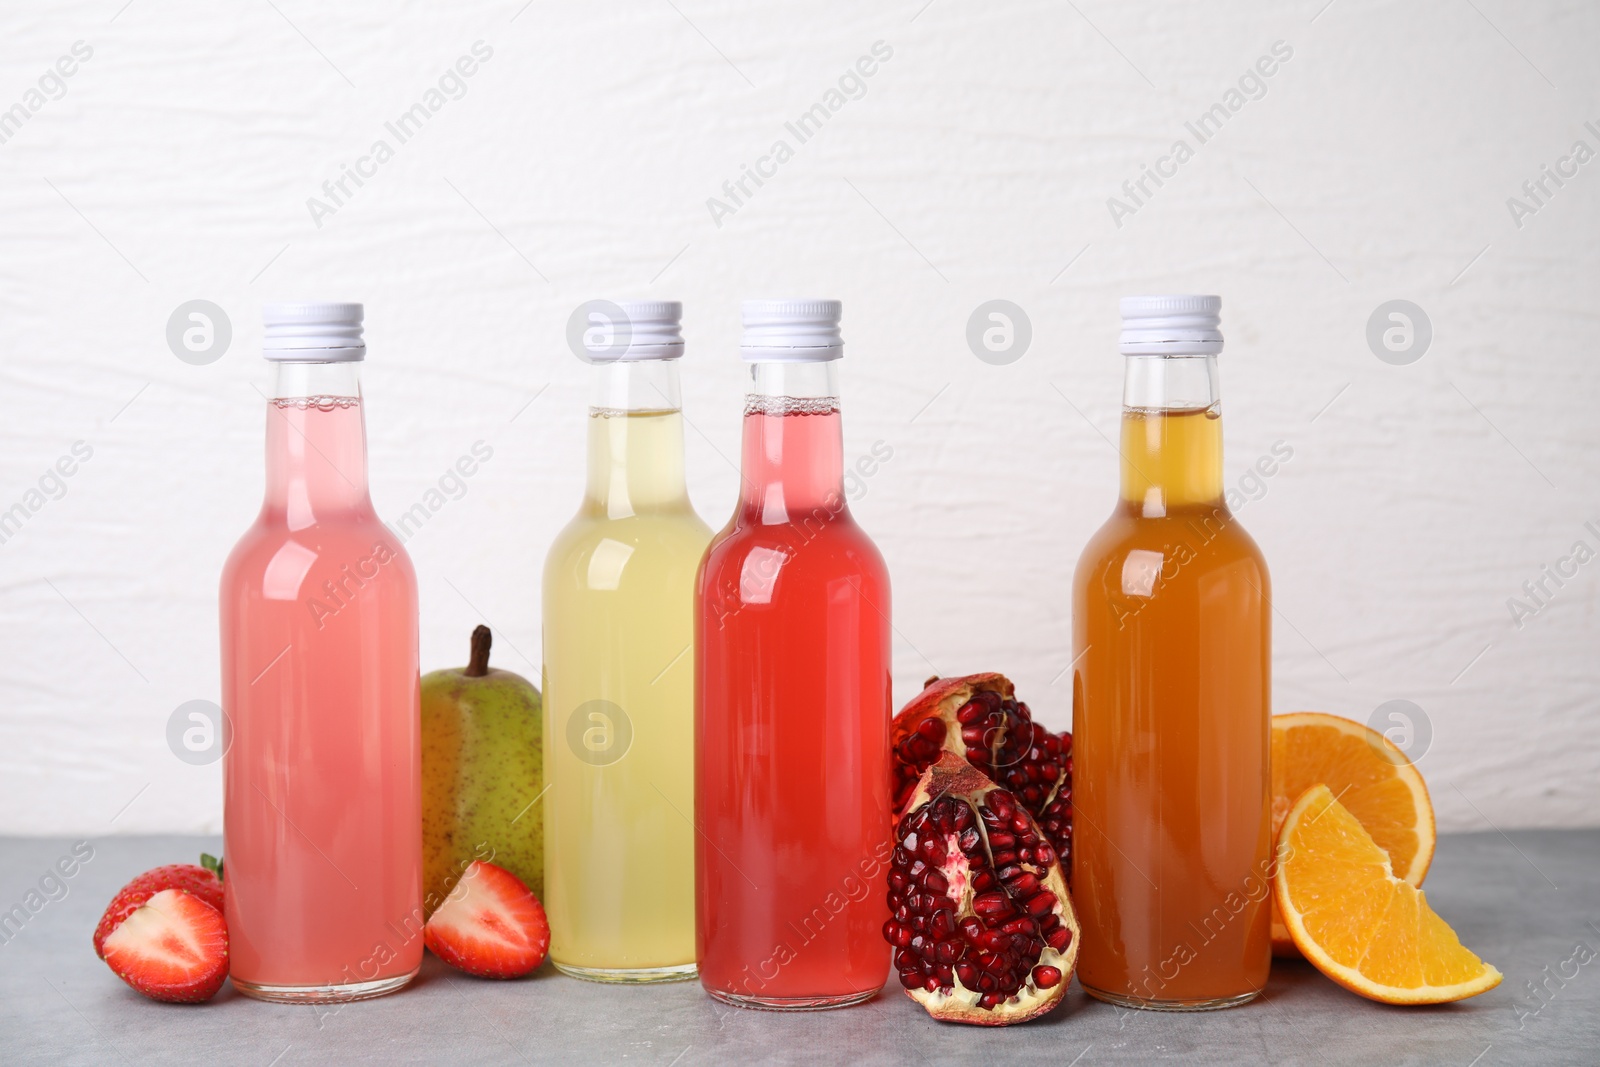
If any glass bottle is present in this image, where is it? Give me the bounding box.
[542,301,710,982]
[221,302,422,1002]
[1071,295,1272,1010]
[696,299,892,1010]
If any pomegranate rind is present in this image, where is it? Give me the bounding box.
[890,674,1013,789]
[892,754,1079,1026]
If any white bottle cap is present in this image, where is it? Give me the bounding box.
[263,302,366,362]
[1118,295,1223,356]
[582,300,684,361]
[740,298,843,362]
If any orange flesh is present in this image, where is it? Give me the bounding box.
[1275,786,1499,1003]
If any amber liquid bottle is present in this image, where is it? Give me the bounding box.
[1071,295,1271,1010]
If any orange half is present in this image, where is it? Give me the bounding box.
[1275,785,1500,1004]
[1270,712,1435,955]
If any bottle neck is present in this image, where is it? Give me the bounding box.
[1119,354,1223,513]
[739,361,844,519]
[264,361,371,525]
[585,360,688,515]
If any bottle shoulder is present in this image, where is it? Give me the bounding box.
[701,506,888,581]
[1074,501,1268,588]
[547,507,712,553]
[222,510,416,605]
[543,508,713,591]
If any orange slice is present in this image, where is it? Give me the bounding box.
[1275,785,1501,1004]
[1270,712,1435,955]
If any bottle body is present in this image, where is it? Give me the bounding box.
[543,360,709,980]
[696,362,893,1009]
[221,362,423,1001]
[1071,351,1271,1009]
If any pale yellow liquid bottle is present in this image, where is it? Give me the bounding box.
[542,301,709,982]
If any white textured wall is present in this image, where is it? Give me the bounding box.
[1,0,1596,836]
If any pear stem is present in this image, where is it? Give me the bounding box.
[465,625,492,677]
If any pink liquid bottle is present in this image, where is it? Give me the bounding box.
[696,299,892,1009]
[220,303,422,1002]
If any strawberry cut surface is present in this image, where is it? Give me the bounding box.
[93,855,224,959]
[102,889,229,1003]
[424,861,550,979]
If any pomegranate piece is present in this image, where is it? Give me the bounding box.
[884,753,1080,1025]
[891,674,1073,874]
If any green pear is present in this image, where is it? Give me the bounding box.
[421,625,543,915]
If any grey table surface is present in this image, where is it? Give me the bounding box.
[1,831,1594,1066]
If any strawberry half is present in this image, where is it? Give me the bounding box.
[424,861,549,979]
[94,854,224,959]
[102,889,229,1003]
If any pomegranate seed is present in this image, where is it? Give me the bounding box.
[1045,926,1073,951]
[1032,965,1062,989]
[972,892,1015,922]
[899,970,921,989]
[884,920,911,948]
[1026,891,1057,919]
[956,962,978,988]
[1007,872,1040,897]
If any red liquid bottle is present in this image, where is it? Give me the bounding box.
[696,300,892,1010]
